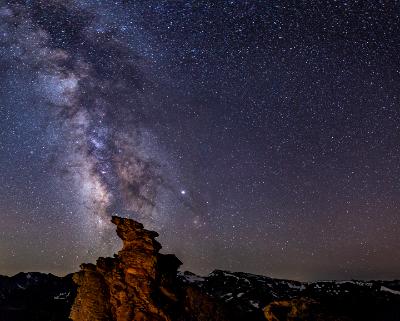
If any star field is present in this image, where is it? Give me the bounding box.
[0,0,400,281]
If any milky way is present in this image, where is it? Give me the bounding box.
[1,0,400,280]
[1,1,187,268]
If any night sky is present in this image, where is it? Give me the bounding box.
[1,0,400,281]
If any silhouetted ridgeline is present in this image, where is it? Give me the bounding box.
[1,217,400,321]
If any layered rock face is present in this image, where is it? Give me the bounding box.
[70,216,182,321]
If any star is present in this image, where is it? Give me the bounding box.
[0,0,399,281]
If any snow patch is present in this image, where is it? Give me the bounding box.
[287,282,305,290]
[183,274,205,283]
[381,286,400,295]
[249,300,260,309]
[54,292,70,300]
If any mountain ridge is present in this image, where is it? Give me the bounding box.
[0,269,400,320]
[0,216,399,321]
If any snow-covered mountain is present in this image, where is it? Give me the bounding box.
[0,269,399,320]
[0,272,75,321]
[179,270,400,320]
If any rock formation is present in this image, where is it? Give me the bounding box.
[67,216,400,321]
[70,216,182,321]
[264,298,328,321]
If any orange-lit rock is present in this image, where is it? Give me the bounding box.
[70,216,182,321]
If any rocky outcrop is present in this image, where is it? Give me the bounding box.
[264,298,313,321]
[2,268,400,321]
[1,216,400,321]
[264,298,331,321]
[70,216,183,321]
[68,216,400,321]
